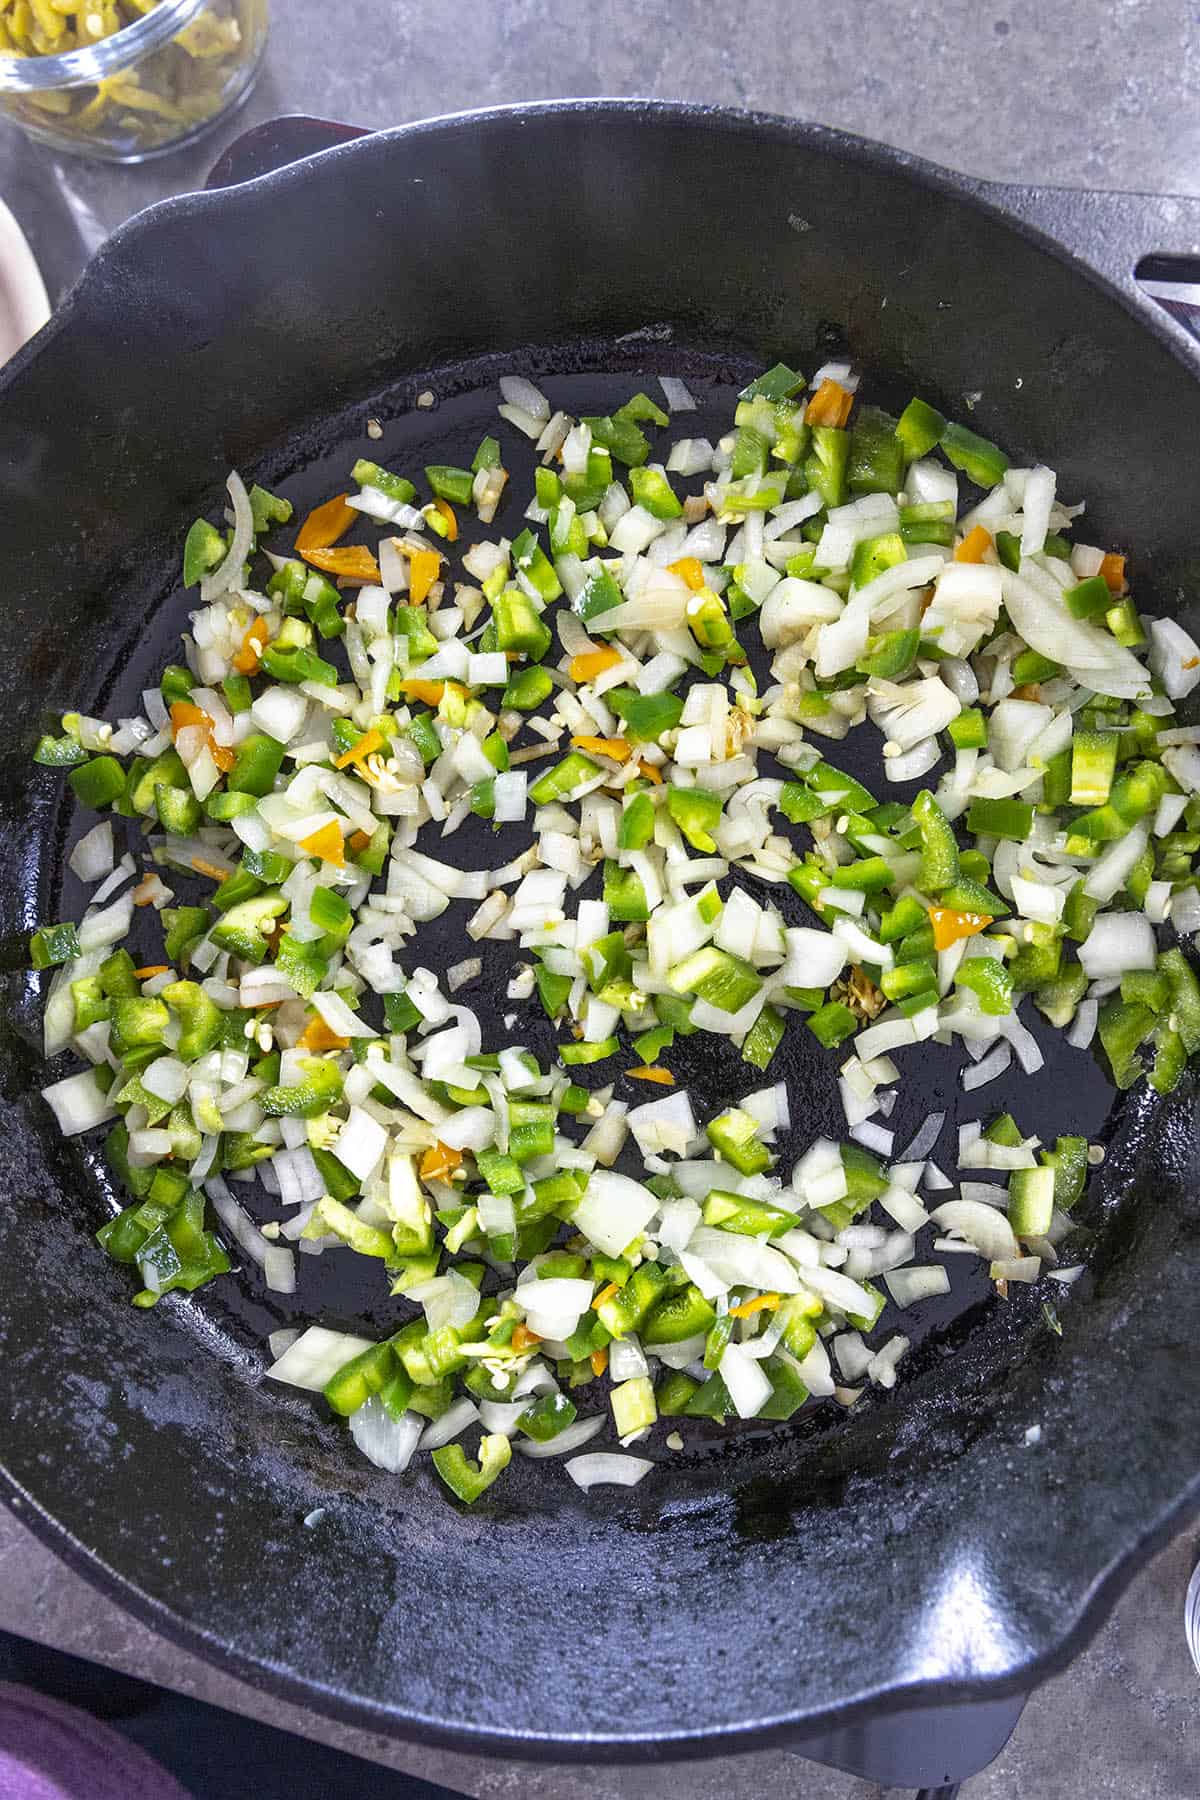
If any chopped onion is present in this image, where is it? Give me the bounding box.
[418,1398,480,1451]
[68,821,114,884]
[1149,616,1200,701]
[1077,912,1156,979]
[200,470,254,602]
[571,1170,657,1258]
[962,1042,1012,1090]
[517,1416,607,1459]
[898,1112,945,1162]
[42,1068,116,1136]
[884,1265,950,1307]
[930,1200,1019,1262]
[350,1400,423,1473]
[565,1453,654,1491]
[658,375,696,412]
[310,989,379,1040]
[499,375,550,422]
[267,1325,374,1392]
[719,1342,774,1418]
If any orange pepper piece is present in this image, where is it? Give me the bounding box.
[805,379,854,428]
[191,855,231,882]
[627,1065,674,1085]
[298,819,345,867]
[297,1016,351,1053]
[592,1282,620,1311]
[571,734,631,763]
[169,701,208,736]
[295,493,355,552]
[569,646,622,684]
[333,726,385,770]
[511,1323,542,1352]
[169,702,233,771]
[637,759,663,784]
[590,1347,609,1378]
[431,498,458,541]
[347,828,373,853]
[668,556,706,592]
[955,525,993,564]
[398,677,446,706]
[133,965,168,980]
[1098,552,1126,593]
[408,547,442,606]
[419,1141,463,1182]
[929,905,993,951]
[300,544,381,584]
[729,1293,781,1319]
[233,615,269,675]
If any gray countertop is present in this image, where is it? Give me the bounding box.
[3,3,1200,1793]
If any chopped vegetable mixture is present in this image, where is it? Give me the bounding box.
[31,361,1200,1503]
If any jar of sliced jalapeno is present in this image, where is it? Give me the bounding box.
[0,0,267,162]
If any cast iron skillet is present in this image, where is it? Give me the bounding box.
[3,101,1200,1762]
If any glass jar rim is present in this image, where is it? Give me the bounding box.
[0,0,210,94]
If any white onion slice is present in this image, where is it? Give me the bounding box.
[350,1400,423,1473]
[516,1416,606,1459]
[565,1452,654,1491]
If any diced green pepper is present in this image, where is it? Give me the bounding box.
[1160,948,1200,1055]
[249,484,293,532]
[806,1000,858,1047]
[740,362,805,402]
[1065,575,1113,620]
[896,396,947,461]
[1070,731,1118,806]
[530,752,600,806]
[431,1434,512,1504]
[352,459,416,505]
[603,861,650,923]
[1009,1166,1055,1239]
[912,788,959,892]
[669,945,761,1014]
[848,407,904,495]
[607,689,683,743]
[706,1105,772,1175]
[966,796,1034,841]
[323,1341,396,1416]
[1034,961,1088,1028]
[629,465,682,519]
[741,1003,786,1071]
[666,785,723,852]
[425,464,474,506]
[29,922,81,970]
[68,755,126,810]
[805,426,850,508]
[618,790,656,851]
[261,1055,344,1117]
[939,420,1009,488]
[227,732,285,797]
[859,626,919,679]
[956,955,1014,1015]
[182,517,226,588]
[1098,998,1155,1089]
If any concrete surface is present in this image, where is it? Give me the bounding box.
[3,1,1200,1793]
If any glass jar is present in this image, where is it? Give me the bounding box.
[0,0,268,163]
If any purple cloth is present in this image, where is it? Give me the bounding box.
[0,1682,189,1800]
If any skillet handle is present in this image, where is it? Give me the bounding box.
[962,177,1200,351]
[205,115,370,190]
